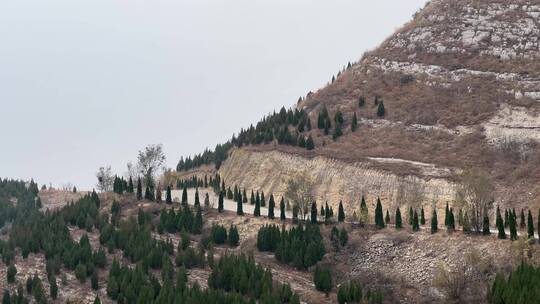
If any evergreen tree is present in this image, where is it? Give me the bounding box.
[94,296,101,304]
[528,210,534,239]
[236,193,244,215]
[483,208,491,235]
[412,210,420,232]
[374,198,385,229]
[351,112,358,132]
[338,201,345,222]
[165,185,172,204]
[538,209,540,239]
[324,202,331,224]
[448,208,456,232]
[444,203,450,227]
[409,207,414,226]
[385,210,390,224]
[254,195,261,217]
[377,100,385,117]
[193,206,203,234]
[359,196,368,227]
[504,209,509,228]
[194,188,200,207]
[250,191,255,205]
[50,273,58,299]
[420,207,426,225]
[136,178,142,200]
[395,208,402,229]
[260,191,266,207]
[520,209,526,229]
[91,269,98,290]
[311,202,318,224]
[268,194,275,219]
[359,96,365,107]
[218,191,224,213]
[313,266,332,296]
[431,209,438,234]
[496,206,506,239]
[7,264,16,284]
[182,187,188,205]
[128,177,134,193]
[510,212,518,241]
[306,135,315,150]
[2,290,9,304]
[228,225,239,247]
[280,197,286,221]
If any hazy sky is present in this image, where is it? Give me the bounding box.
[0,0,427,190]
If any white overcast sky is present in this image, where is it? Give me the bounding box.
[0,0,427,190]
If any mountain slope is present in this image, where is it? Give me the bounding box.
[178,0,540,214]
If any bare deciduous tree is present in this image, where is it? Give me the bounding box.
[455,170,494,233]
[137,144,166,187]
[96,166,114,192]
[433,249,487,303]
[285,174,314,221]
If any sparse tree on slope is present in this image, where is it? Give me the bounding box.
[395,208,402,229]
[528,210,534,239]
[338,201,345,222]
[280,197,286,221]
[375,198,384,229]
[431,209,438,234]
[311,202,318,224]
[496,206,506,239]
[268,194,275,219]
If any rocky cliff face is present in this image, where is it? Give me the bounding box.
[185,0,540,212]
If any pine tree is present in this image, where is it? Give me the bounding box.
[166,185,172,204]
[242,189,248,204]
[375,198,385,229]
[268,194,275,219]
[351,112,358,132]
[324,202,331,224]
[2,290,9,304]
[194,188,200,207]
[527,210,534,239]
[538,209,540,239]
[431,209,438,234]
[250,191,255,205]
[7,264,16,283]
[377,100,385,117]
[136,178,142,200]
[420,207,426,225]
[385,210,390,224]
[261,191,266,207]
[311,202,318,224]
[395,208,402,229]
[409,207,414,226]
[193,206,203,234]
[236,193,244,216]
[338,201,345,222]
[280,197,286,221]
[504,209,509,228]
[483,208,490,235]
[496,206,506,239]
[218,191,224,213]
[412,210,420,232]
[359,196,368,227]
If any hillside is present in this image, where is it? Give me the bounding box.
[177,0,540,216]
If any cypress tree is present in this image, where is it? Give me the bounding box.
[377,100,385,117]
[431,209,438,234]
[338,201,345,222]
[458,209,464,227]
[538,209,540,239]
[510,212,518,241]
[325,202,331,224]
[306,135,315,150]
[409,207,414,226]
[165,185,172,204]
[385,210,391,224]
[128,177,134,193]
[261,191,266,207]
[359,196,368,227]
[351,112,358,132]
[254,195,261,217]
[420,207,426,225]
[444,203,450,227]
[412,210,420,232]
[182,187,188,205]
[194,188,200,207]
[496,207,506,239]
[236,192,244,215]
[520,209,526,229]
[504,209,509,228]
[280,197,286,221]
[311,202,318,224]
[242,189,248,203]
[2,290,9,304]
[395,208,402,229]
[483,208,490,235]
[375,198,385,229]
[527,210,534,239]
[268,194,275,219]
[448,208,455,232]
[218,191,224,213]
[136,178,142,200]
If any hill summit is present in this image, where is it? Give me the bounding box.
[177,0,540,214]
